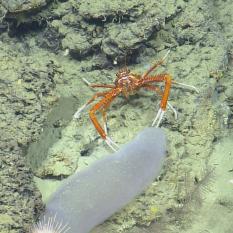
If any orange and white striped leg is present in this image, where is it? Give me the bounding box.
[73,92,109,119]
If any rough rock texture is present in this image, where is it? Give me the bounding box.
[0,0,232,232]
[0,42,60,232]
[0,0,53,36]
[0,149,43,233]
[35,121,80,178]
[49,0,184,63]
[1,0,48,13]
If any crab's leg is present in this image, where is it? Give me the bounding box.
[73,91,109,119]
[101,110,108,135]
[167,102,178,119]
[142,84,178,119]
[142,84,163,95]
[105,136,119,152]
[74,91,118,151]
[89,90,121,151]
[172,80,199,93]
[142,74,172,127]
[142,50,170,79]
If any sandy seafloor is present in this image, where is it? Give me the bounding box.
[0,0,233,232]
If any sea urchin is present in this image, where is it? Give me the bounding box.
[31,214,70,233]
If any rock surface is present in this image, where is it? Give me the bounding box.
[0,42,60,232]
[1,0,48,13]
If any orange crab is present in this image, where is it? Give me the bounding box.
[74,51,198,150]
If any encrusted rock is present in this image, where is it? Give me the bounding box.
[1,0,48,13]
